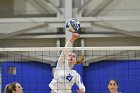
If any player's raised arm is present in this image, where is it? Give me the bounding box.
[56,19,80,69]
[56,33,80,69]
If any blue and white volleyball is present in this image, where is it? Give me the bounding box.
[65,19,80,33]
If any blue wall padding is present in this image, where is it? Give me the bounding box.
[2,60,140,93]
[84,60,140,93]
[2,62,52,93]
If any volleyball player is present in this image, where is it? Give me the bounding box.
[108,79,122,93]
[49,33,85,93]
[4,82,23,93]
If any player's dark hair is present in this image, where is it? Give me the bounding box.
[108,79,118,93]
[4,82,17,93]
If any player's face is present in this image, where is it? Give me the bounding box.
[67,53,77,64]
[15,83,23,93]
[108,80,118,92]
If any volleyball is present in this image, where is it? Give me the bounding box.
[65,19,80,33]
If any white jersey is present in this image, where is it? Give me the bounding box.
[49,41,85,93]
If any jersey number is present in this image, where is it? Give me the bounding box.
[66,74,73,82]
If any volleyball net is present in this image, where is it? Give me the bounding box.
[0,46,140,66]
[1,46,140,93]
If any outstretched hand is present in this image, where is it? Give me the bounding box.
[76,89,85,93]
[69,33,80,43]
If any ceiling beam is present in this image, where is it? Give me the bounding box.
[34,0,50,13]
[77,0,92,14]
[93,22,140,37]
[1,16,140,23]
[86,0,113,16]
[0,23,48,39]
[10,34,125,39]
[45,0,62,14]
[65,0,72,42]
[77,16,140,22]
[0,17,65,23]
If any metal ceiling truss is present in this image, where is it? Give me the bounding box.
[0,0,140,65]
